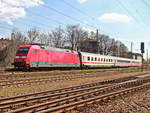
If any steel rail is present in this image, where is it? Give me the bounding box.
[0,79,140,110]
[6,78,150,113]
[0,76,137,103]
[0,67,142,79]
[0,70,139,89]
[39,83,150,113]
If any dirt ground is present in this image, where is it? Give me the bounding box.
[70,89,150,113]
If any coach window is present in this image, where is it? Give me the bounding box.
[88,57,90,61]
[98,58,100,62]
[91,57,93,61]
[101,58,103,62]
[104,59,105,62]
[95,57,97,61]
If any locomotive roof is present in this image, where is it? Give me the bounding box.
[19,45,77,53]
[40,46,73,53]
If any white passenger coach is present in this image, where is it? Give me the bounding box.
[80,52,141,67]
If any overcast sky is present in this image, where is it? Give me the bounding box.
[0,0,150,55]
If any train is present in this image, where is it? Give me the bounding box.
[13,45,142,69]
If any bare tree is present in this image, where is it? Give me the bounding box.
[38,33,50,45]
[48,26,65,48]
[65,25,88,50]
[27,28,40,44]
[11,28,27,44]
[0,28,27,66]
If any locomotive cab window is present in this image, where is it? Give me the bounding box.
[17,48,29,54]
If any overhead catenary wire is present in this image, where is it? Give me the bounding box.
[141,0,150,9]
[117,0,150,34]
[60,0,122,38]
[25,9,65,26]
[60,0,97,25]
[0,1,62,30]
[41,4,97,29]
[1,0,66,27]
[1,0,96,32]
[1,0,118,37]
[124,0,150,33]
[61,0,95,20]
[117,0,140,23]
[0,0,121,39]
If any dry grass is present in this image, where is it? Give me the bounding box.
[0,70,150,98]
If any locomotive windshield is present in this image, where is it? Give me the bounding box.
[17,48,29,54]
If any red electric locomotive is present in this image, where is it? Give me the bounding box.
[13,45,80,69]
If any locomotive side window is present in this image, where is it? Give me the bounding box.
[17,48,29,54]
[34,49,37,54]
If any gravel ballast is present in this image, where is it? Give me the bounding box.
[70,89,150,113]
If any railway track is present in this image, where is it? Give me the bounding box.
[0,76,137,102]
[0,72,119,89]
[0,67,142,80]
[0,69,147,89]
[0,75,150,113]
